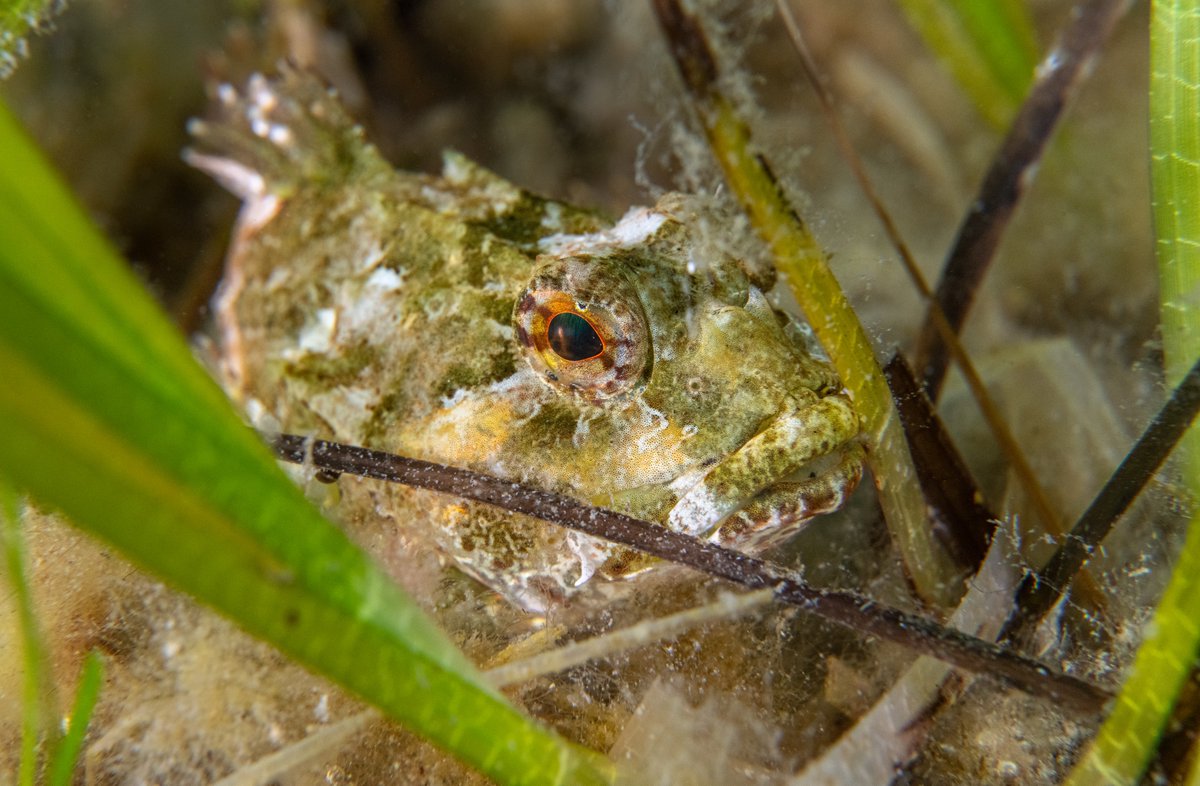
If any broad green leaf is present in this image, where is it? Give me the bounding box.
[0,98,610,786]
[1064,3,1200,784]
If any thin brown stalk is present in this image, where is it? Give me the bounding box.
[1150,671,1200,783]
[650,0,964,607]
[913,0,1133,401]
[999,353,1200,645]
[775,0,1108,612]
[884,352,994,567]
[268,432,1112,715]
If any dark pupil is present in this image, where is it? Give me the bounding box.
[547,312,604,361]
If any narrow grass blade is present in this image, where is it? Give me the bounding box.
[1000,353,1200,645]
[1064,2,1200,783]
[46,651,104,786]
[271,433,1112,714]
[652,0,964,607]
[1,488,52,786]
[0,98,610,786]
[882,353,994,567]
[897,0,1039,128]
[914,0,1131,401]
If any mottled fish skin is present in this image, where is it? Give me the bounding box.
[189,67,864,611]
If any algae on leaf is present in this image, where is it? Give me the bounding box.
[0,0,64,77]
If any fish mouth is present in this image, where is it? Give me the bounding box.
[664,395,863,547]
[666,443,865,552]
[667,448,850,532]
[713,446,865,551]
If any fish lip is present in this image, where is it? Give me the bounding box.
[665,444,854,541]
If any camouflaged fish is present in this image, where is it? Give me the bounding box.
[188,68,864,612]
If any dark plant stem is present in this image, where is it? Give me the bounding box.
[776,0,1075,586]
[268,432,1111,715]
[651,0,967,604]
[1150,666,1200,783]
[884,352,994,568]
[914,0,1133,401]
[999,354,1200,645]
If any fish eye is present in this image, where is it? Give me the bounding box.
[547,312,604,361]
[514,256,650,400]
